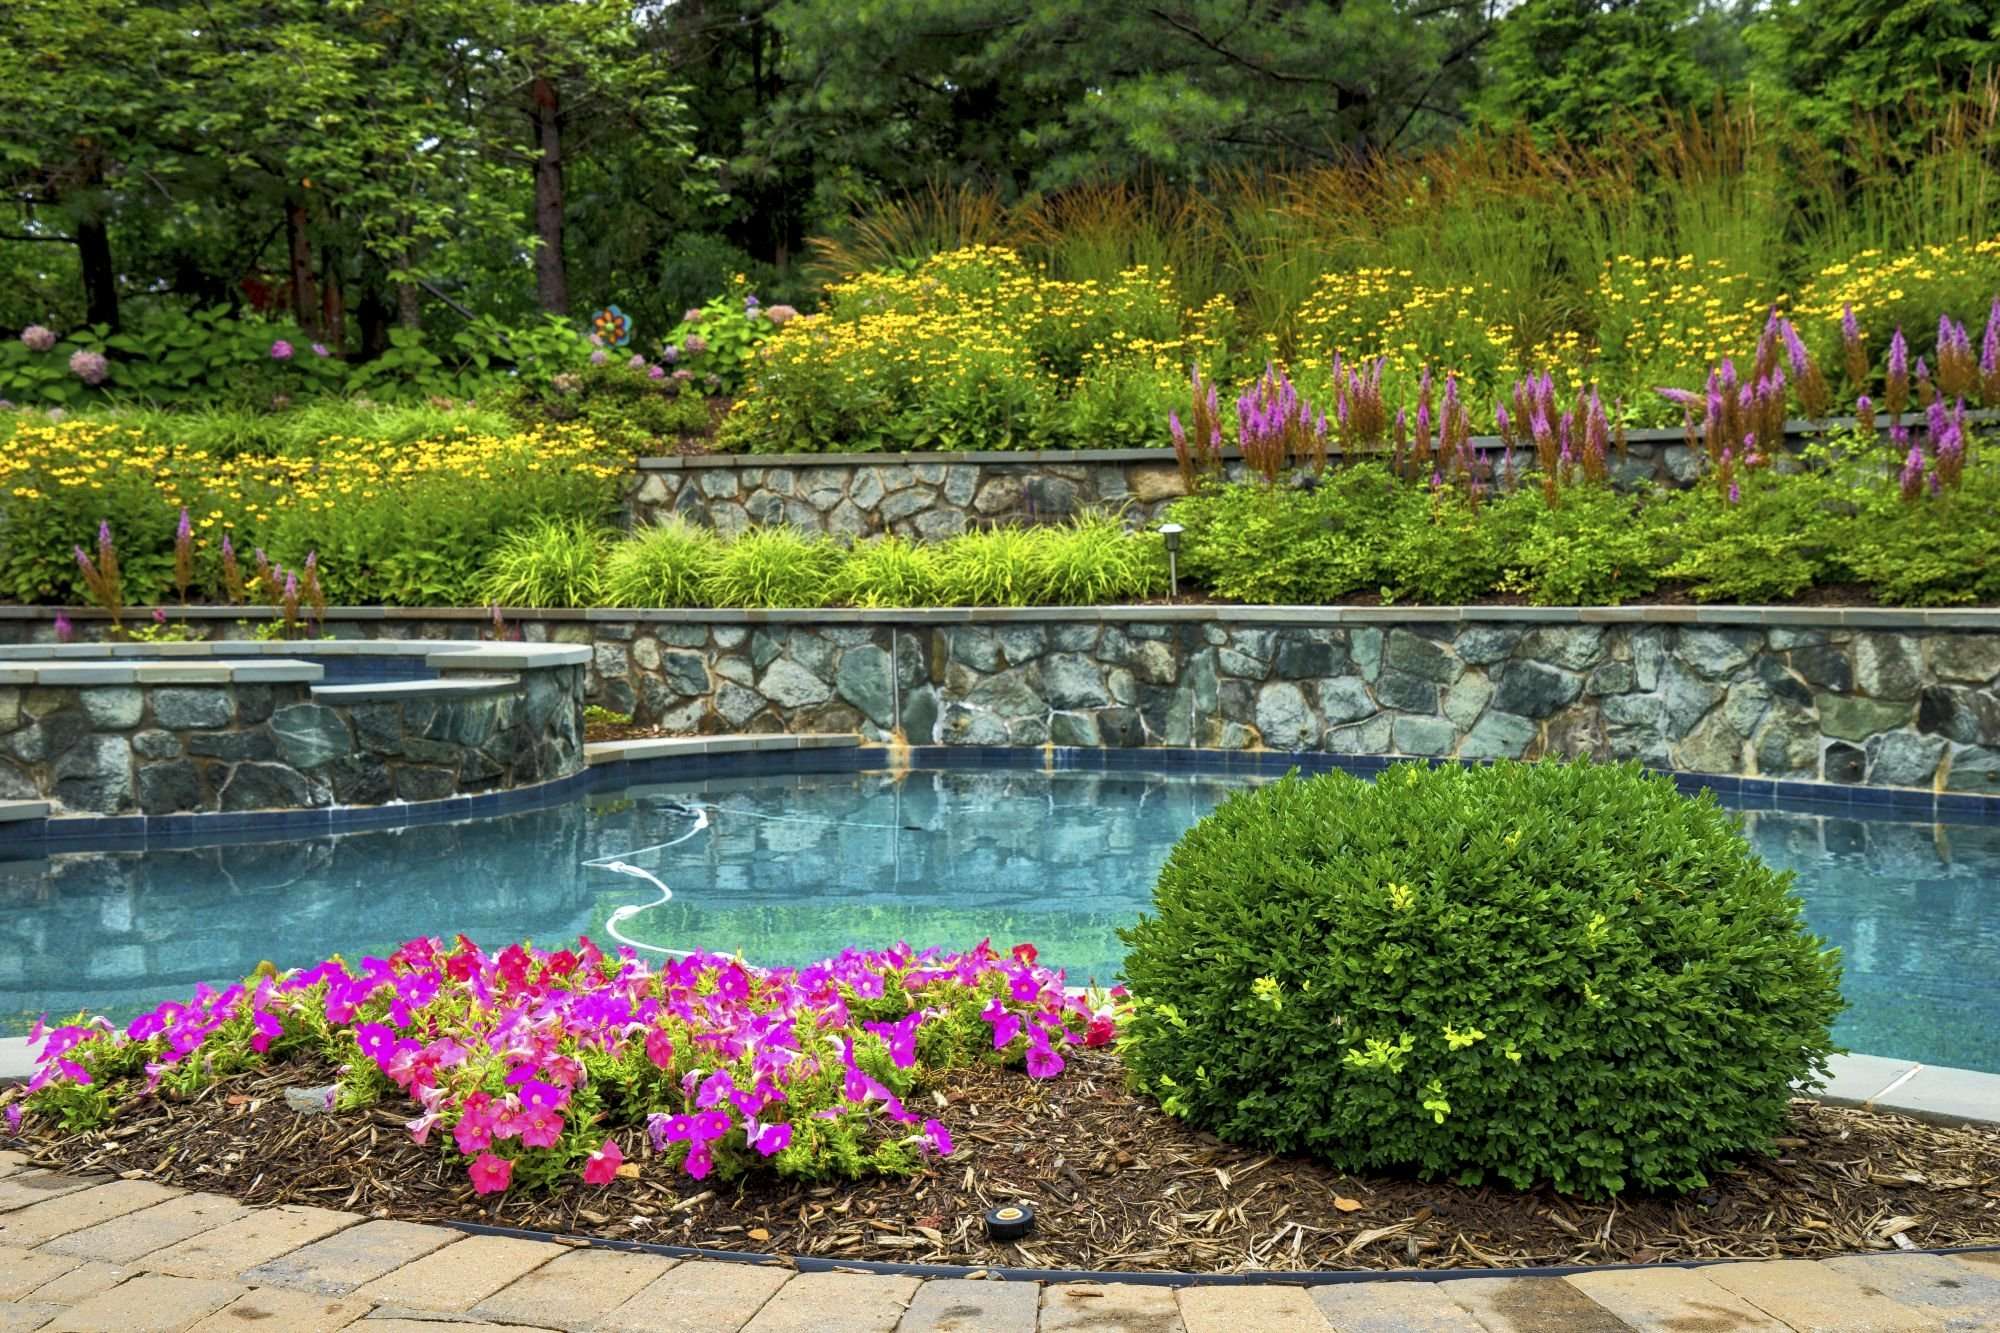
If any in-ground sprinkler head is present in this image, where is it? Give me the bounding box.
[984,1202,1036,1240]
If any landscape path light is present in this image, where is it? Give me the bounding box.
[1158,522,1184,598]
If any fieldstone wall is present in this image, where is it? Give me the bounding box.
[0,667,585,816]
[6,610,1996,796]
[577,619,2000,793]
[623,434,1739,537]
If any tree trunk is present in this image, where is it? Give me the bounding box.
[394,215,422,328]
[320,252,346,354]
[286,200,318,334]
[531,75,568,315]
[76,211,118,329]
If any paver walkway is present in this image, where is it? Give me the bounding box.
[1,1152,1995,1332]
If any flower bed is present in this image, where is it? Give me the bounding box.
[13,937,1112,1194]
[7,941,1996,1272]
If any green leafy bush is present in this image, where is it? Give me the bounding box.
[477,518,612,608]
[1171,469,1412,603]
[1119,760,1843,1198]
[1492,484,1664,605]
[601,518,723,607]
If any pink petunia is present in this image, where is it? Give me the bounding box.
[921,1118,953,1155]
[582,1137,623,1185]
[645,1027,676,1070]
[468,1152,512,1195]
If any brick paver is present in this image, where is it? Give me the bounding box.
[596,1258,792,1333]
[0,1171,96,1213]
[362,1322,561,1333]
[0,1172,1993,1333]
[40,1272,245,1333]
[0,1246,81,1300]
[738,1270,920,1333]
[1439,1275,1631,1332]
[1312,1279,1488,1332]
[182,1288,373,1333]
[349,1232,564,1311]
[467,1245,680,1328]
[1040,1281,1186,1333]
[896,1277,1040,1333]
[136,1203,360,1280]
[236,1219,459,1296]
[1566,1265,1788,1332]
[1178,1284,1331,1333]
[19,1263,136,1306]
[1822,1254,2000,1332]
[0,1181,180,1249]
[0,1303,64,1333]
[1703,1257,1941,1332]
[43,1192,250,1266]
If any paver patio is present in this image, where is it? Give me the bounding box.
[0,1153,1993,1332]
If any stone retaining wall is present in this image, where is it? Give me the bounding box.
[0,644,587,816]
[623,413,1981,536]
[10,609,1994,797]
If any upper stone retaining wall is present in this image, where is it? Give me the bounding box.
[624,412,1988,536]
[7,606,1997,801]
[0,641,587,816]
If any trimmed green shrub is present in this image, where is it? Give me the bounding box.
[602,518,722,607]
[477,517,612,608]
[1119,760,1844,1198]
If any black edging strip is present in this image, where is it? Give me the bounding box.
[444,1217,2000,1287]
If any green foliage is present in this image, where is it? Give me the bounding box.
[1493,485,1665,605]
[1119,761,1845,1197]
[659,277,782,395]
[1171,470,1413,603]
[601,518,722,607]
[701,528,843,608]
[1023,513,1168,605]
[1654,472,1847,602]
[828,537,943,608]
[1474,0,1719,143]
[476,517,612,609]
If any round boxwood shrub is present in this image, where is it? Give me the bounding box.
[1118,760,1843,1198]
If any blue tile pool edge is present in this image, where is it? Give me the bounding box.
[7,744,2000,854]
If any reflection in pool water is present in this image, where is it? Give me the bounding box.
[3,768,1996,1073]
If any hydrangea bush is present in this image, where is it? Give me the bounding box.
[1119,760,1844,1199]
[20,937,1113,1194]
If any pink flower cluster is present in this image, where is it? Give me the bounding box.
[25,935,1115,1198]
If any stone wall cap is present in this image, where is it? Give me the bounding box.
[428,644,592,670]
[625,408,2000,472]
[585,732,861,765]
[310,676,520,702]
[0,800,51,824]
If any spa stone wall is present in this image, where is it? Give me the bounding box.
[0,666,585,816]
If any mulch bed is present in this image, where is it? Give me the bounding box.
[12,1048,1998,1274]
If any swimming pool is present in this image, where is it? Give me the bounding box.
[4,765,1997,1073]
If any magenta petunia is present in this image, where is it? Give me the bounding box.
[582,1137,623,1185]
[468,1151,512,1195]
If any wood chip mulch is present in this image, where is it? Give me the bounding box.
[11,1048,1998,1274]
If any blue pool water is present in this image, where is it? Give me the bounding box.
[4,766,1998,1073]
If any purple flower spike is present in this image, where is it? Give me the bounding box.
[1888,329,1909,378]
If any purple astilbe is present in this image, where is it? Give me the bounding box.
[72,522,125,632]
[173,507,194,604]
[53,612,73,644]
[1913,356,1936,409]
[1234,363,1322,484]
[1932,398,1969,490]
[1169,363,1226,489]
[1855,393,1876,440]
[1936,314,1977,400]
[1980,296,2000,406]
[1885,328,1910,417]
[1841,304,1868,388]
[219,533,245,604]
